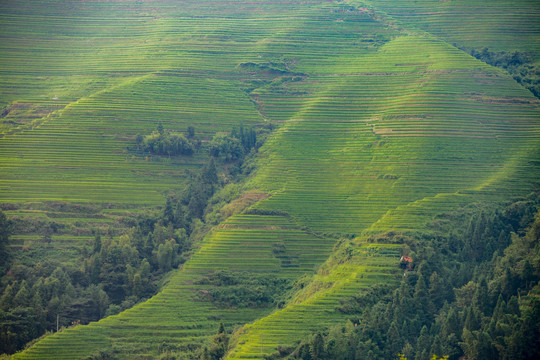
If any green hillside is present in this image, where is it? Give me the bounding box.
[358,0,540,57]
[1,0,539,359]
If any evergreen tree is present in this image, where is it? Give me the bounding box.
[188,184,206,220]
[206,323,230,360]
[14,281,32,307]
[464,306,481,332]
[93,230,102,254]
[415,326,431,360]
[414,275,431,322]
[428,272,445,309]
[299,343,312,360]
[310,333,325,360]
[202,157,219,186]
[509,298,540,359]
[386,320,402,359]
[163,197,175,225]
[173,201,186,229]
[473,277,489,315]
[0,210,11,273]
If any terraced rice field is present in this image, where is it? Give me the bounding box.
[229,242,401,358]
[356,0,540,57]
[13,213,338,358]
[251,36,539,234]
[3,0,539,359]
[228,35,539,357]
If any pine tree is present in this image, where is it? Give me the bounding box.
[0,283,16,309]
[428,272,445,309]
[14,280,32,307]
[510,297,540,359]
[473,277,489,315]
[188,184,206,220]
[429,334,443,359]
[207,323,229,360]
[464,306,481,332]
[299,343,312,360]
[491,294,506,320]
[163,197,175,225]
[93,230,102,254]
[310,333,325,360]
[415,325,432,360]
[414,274,431,323]
[386,320,402,359]
[0,210,11,273]
[400,342,414,360]
[202,157,219,186]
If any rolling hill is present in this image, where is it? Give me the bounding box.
[1,0,538,359]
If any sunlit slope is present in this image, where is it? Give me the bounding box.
[13,214,336,359]
[0,74,261,204]
[229,242,401,359]
[229,35,539,358]
[355,0,540,57]
[0,0,393,206]
[250,36,539,234]
[4,0,540,359]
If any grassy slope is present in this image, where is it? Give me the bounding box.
[357,0,540,58]
[3,0,539,359]
[229,35,539,358]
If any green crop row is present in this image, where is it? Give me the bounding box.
[5,0,539,358]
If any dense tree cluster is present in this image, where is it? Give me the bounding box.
[198,323,230,360]
[0,130,264,356]
[136,124,195,156]
[134,124,261,162]
[270,196,539,360]
[194,270,291,309]
[0,211,11,276]
[0,214,187,354]
[208,127,257,162]
[0,159,223,355]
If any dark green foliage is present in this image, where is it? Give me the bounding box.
[0,306,43,354]
[184,159,220,222]
[468,47,531,69]
[280,197,540,360]
[0,210,12,276]
[83,349,117,360]
[199,323,230,360]
[232,126,257,153]
[209,126,258,162]
[0,152,248,354]
[137,125,195,156]
[458,46,540,98]
[187,126,195,139]
[508,298,540,359]
[209,134,244,161]
[195,270,291,308]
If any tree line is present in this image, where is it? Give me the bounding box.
[134,124,260,162]
[457,46,540,99]
[1,159,221,355]
[0,123,267,355]
[266,195,540,360]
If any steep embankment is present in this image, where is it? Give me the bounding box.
[4,0,539,359]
